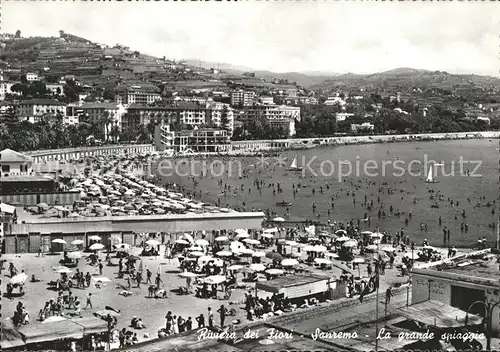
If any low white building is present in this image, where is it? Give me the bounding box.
[46,83,65,96]
[0,81,21,101]
[18,99,67,123]
[0,149,33,176]
[351,122,374,133]
[25,72,39,82]
[335,113,355,122]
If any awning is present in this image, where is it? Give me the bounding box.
[1,320,25,349]
[72,317,108,334]
[0,203,16,214]
[18,320,84,345]
[398,300,483,329]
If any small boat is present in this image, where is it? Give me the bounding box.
[425,165,439,183]
[276,201,292,207]
[286,154,303,172]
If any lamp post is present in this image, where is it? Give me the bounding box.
[465,299,500,352]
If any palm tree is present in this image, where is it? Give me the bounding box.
[99,111,114,143]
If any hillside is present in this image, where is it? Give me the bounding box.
[184,60,337,87]
[311,68,500,91]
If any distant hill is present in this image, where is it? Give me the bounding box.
[311,68,500,91]
[184,60,338,87]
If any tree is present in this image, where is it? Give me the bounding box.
[14,30,21,38]
[99,111,114,143]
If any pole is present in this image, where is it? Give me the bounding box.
[406,285,409,307]
[375,226,380,352]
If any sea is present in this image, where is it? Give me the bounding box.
[156,139,498,247]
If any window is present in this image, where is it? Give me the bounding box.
[2,165,10,173]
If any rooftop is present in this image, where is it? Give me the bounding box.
[0,149,33,163]
[19,99,66,106]
[256,274,330,292]
[425,250,499,281]
[0,175,55,183]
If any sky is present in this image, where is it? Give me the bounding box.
[2,1,498,76]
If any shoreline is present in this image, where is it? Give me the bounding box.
[165,131,500,158]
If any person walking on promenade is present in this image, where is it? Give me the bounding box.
[98,260,103,276]
[146,269,152,284]
[85,293,93,309]
[155,273,162,290]
[385,287,392,304]
[136,271,142,288]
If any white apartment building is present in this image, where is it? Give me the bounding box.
[259,96,274,105]
[245,104,301,136]
[115,85,162,105]
[231,90,255,107]
[335,113,355,122]
[0,81,21,101]
[67,102,126,132]
[206,102,234,134]
[25,72,39,82]
[324,97,346,106]
[18,99,67,122]
[178,103,207,127]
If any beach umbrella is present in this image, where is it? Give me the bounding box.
[281,258,299,266]
[214,236,228,242]
[145,239,161,246]
[195,239,209,246]
[89,243,105,251]
[230,241,245,253]
[189,251,204,257]
[423,245,437,251]
[68,213,81,218]
[404,252,418,260]
[273,217,285,222]
[261,233,274,238]
[252,251,266,258]
[285,240,298,246]
[88,235,101,241]
[314,258,332,265]
[204,275,226,284]
[179,272,198,278]
[227,264,244,271]
[66,251,82,259]
[360,231,373,235]
[37,202,49,210]
[370,232,384,239]
[216,251,232,257]
[336,236,350,242]
[381,246,397,253]
[42,316,66,324]
[183,233,194,244]
[175,239,189,245]
[353,258,365,264]
[266,252,283,262]
[243,238,260,245]
[239,248,254,255]
[235,233,250,239]
[342,240,357,248]
[249,263,266,272]
[234,229,248,236]
[198,255,214,262]
[266,269,284,276]
[52,239,66,244]
[312,245,327,253]
[303,245,315,252]
[335,229,347,235]
[188,245,203,252]
[366,244,378,251]
[263,227,278,233]
[10,273,28,285]
[325,252,339,259]
[54,267,73,274]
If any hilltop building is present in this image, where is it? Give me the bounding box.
[231,90,255,108]
[115,85,162,105]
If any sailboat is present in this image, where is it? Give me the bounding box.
[425,165,439,183]
[286,154,303,172]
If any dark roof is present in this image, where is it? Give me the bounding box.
[0,320,25,349]
[1,175,55,183]
[19,99,66,106]
[0,149,33,163]
[429,255,500,280]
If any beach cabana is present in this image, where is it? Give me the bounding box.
[17,320,84,345]
[256,274,330,299]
